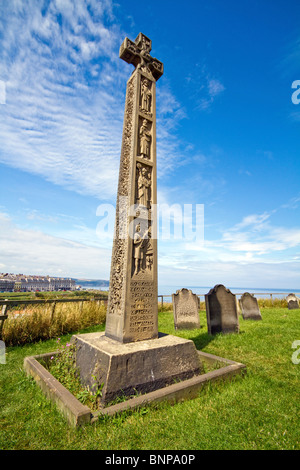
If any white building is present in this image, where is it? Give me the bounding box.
[0,278,15,292]
[0,273,76,292]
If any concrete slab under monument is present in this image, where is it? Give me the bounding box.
[71,331,202,405]
[24,348,246,427]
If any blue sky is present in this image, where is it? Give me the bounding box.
[0,0,300,289]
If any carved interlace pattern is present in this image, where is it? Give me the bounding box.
[107,77,135,316]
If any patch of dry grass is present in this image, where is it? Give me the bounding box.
[257,297,287,308]
[2,301,106,346]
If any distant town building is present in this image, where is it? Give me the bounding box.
[0,278,15,292]
[14,281,21,292]
[0,273,76,292]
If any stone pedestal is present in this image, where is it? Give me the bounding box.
[72,332,202,404]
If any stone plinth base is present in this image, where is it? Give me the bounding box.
[71,332,202,405]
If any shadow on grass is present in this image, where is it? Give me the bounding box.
[189,331,215,350]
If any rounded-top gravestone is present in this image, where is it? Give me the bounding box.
[172,288,200,330]
[205,284,239,335]
[239,292,262,320]
[286,293,300,310]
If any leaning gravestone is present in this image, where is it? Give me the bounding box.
[172,288,200,330]
[239,292,262,320]
[205,284,239,334]
[286,293,300,310]
[71,33,201,405]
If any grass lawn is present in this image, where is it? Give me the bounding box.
[0,307,299,450]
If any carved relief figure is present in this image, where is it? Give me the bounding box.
[139,119,151,159]
[137,35,152,74]
[145,227,153,272]
[145,227,153,271]
[146,254,153,271]
[140,78,152,114]
[136,163,151,208]
[133,223,151,275]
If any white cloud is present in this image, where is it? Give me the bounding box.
[182,209,300,267]
[185,65,225,111]
[219,213,300,256]
[1,202,300,289]
[0,0,125,199]
[208,79,225,98]
[158,258,300,290]
[280,194,300,210]
[228,213,271,231]
[0,1,188,200]
[280,34,300,78]
[156,203,300,289]
[0,212,110,278]
[0,80,6,104]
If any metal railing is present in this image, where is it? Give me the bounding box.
[158,292,296,309]
[0,296,107,306]
[0,291,296,336]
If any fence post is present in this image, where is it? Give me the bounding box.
[270,293,273,305]
[50,302,56,322]
[0,340,6,364]
[0,305,8,339]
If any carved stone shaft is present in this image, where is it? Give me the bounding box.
[105,34,163,343]
[63,34,202,409]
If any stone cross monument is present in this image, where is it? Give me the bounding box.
[72,34,201,405]
[105,33,163,343]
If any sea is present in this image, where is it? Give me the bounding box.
[77,283,300,300]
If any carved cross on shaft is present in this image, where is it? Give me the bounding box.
[119,33,164,81]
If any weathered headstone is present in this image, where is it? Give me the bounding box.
[286,293,300,310]
[239,292,262,320]
[205,284,239,334]
[72,33,201,404]
[172,288,200,330]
